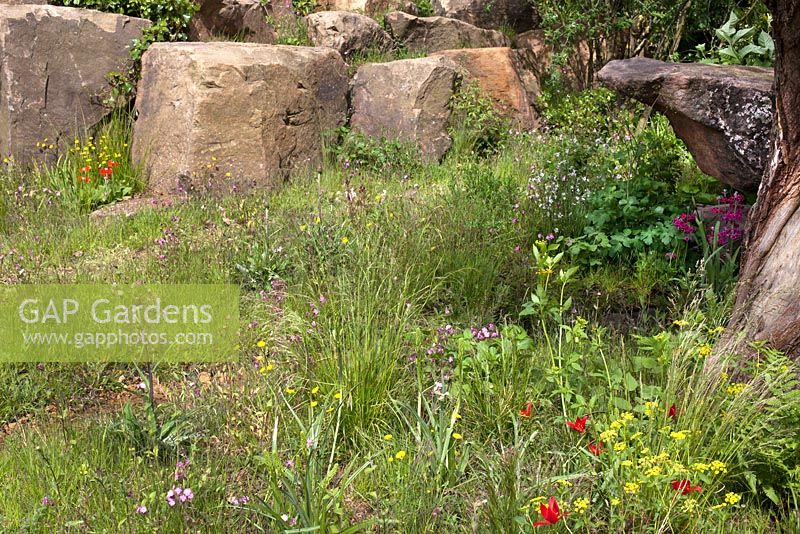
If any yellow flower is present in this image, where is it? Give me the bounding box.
[682,498,698,513]
[692,462,709,473]
[623,482,640,494]
[708,326,725,335]
[452,432,463,440]
[600,429,618,442]
[670,431,688,441]
[610,420,623,430]
[727,383,746,395]
[300,224,308,232]
[645,466,662,477]
[697,343,713,358]
[621,460,634,467]
[614,442,627,452]
[453,411,461,420]
[556,479,573,487]
[724,492,741,505]
[286,388,296,394]
[710,460,727,475]
[384,434,393,441]
[537,268,553,276]
[225,172,232,177]
[314,216,321,224]
[572,497,590,514]
[395,450,406,460]
[311,386,319,394]
[621,412,635,422]
[334,392,342,399]
[673,320,688,327]
[310,400,318,408]
[711,503,728,510]
[257,340,266,348]
[610,498,621,506]
[341,236,349,245]
[721,371,729,381]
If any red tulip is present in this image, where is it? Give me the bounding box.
[566,415,588,433]
[532,496,567,527]
[669,404,677,419]
[99,166,113,179]
[78,175,90,183]
[107,159,118,168]
[80,165,91,173]
[588,441,603,456]
[671,479,702,495]
[520,401,533,418]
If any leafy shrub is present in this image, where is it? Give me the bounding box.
[52,0,197,40]
[448,83,510,158]
[694,11,774,66]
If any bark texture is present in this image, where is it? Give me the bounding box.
[719,0,800,359]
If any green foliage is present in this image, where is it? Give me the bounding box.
[291,0,317,16]
[448,83,510,158]
[273,14,312,45]
[414,0,434,17]
[694,11,775,66]
[30,112,142,213]
[331,128,423,176]
[235,209,292,288]
[52,0,197,40]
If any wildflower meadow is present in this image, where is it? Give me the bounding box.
[2,2,800,533]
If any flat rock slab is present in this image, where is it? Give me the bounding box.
[306,11,392,59]
[432,47,539,129]
[132,43,348,196]
[384,11,509,53]
[350,56,461,160]
[0,5,150,161]
[598,58,774,193]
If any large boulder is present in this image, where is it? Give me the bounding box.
[189,0,275,43]
[384,11,509,53]
[432,0,537,33]
[598,58,773,193]
[350,56,460,160]
[0,5,149,161]
[306,11,392,59]
[432,47,539,128]
[132,43,349,196]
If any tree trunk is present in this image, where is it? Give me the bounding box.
[717,0,800,360]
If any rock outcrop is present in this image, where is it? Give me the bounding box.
[432,0,537,33]
[306,11,392,59]
[598,58,773,193]
[432,47,538,128]
[384,11,509,53]
[0,5,150,161]
[189,0,275,43]
[350,56,460,160]
[132,43,349,196]
[317,0,418,18]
